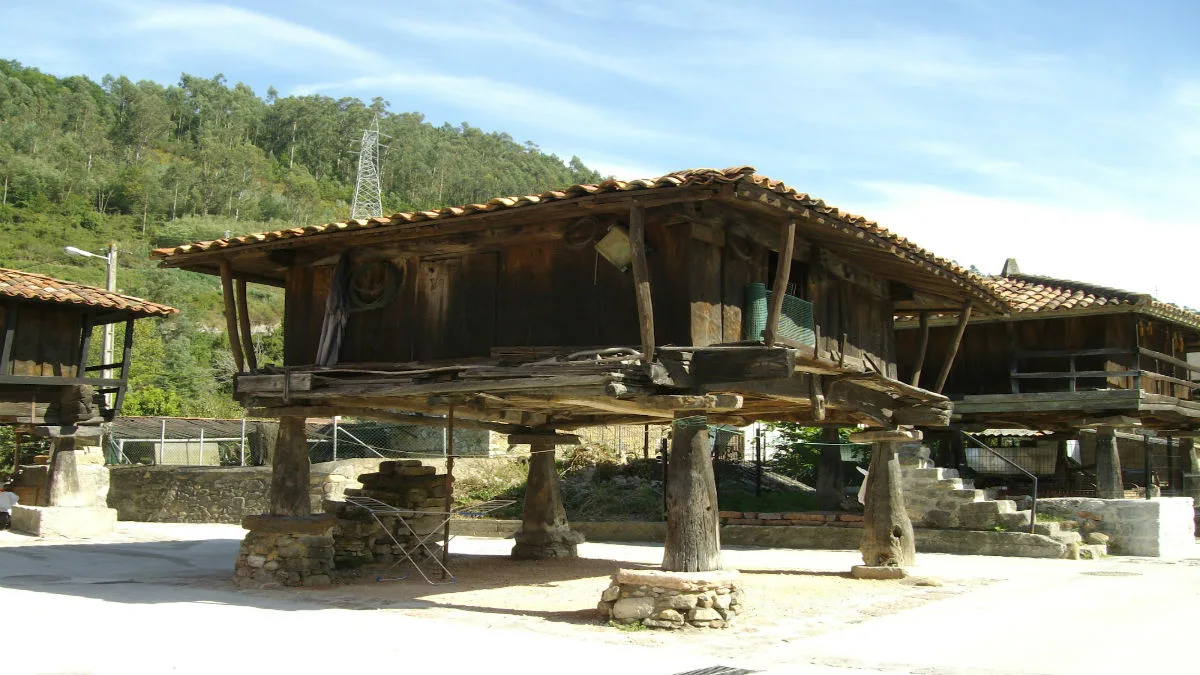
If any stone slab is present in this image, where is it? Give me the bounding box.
[849,429,923,443]
[11,505,117,538]
[852,565,908,580]
[613,568,741,591]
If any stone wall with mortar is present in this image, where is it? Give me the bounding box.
[1036,497,1195,557]
[108,459,385,523]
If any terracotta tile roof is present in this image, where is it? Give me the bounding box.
[900,272,1200,331]
[151,166,1005,309]
[0,267,177,318]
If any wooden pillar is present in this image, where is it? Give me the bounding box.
[934,300,972,394]
[852,429,918,569]
[219,260,246,374]
[909,311,930,387]
[629,204,655,363]
[1094,426,1123,499]
[662,412,721,572]
[763,219,797,346]
[1055,439,1071,492]
[235,279,257,373]
[270,416,310,516]
[511,433,581,559]
[815,426,844,511]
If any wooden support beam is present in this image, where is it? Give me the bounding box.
[235,278,258,373]
[662,412,721,572]
[762,219,796,346]
[219,260,246,373]
[909,311,930,388]
[442,403,454,577]
[76,312,94,378]
[113,317,134,414]
[0,303,17,375]
[270,415,310,517]
[934,300,972,394]
[629,204,655,363]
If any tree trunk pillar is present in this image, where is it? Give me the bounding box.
[270,416,311,517]
[816,426,844,511]
[512,437,582,559]
[1095,426,1123,499]
[662,412,721,573]
[851,429,918,575]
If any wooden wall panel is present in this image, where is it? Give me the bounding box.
[689,238,723,347]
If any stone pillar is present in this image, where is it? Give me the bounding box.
[850,429,919,577]
[816,426,844,511]
[1182,438,1199,501]
[663,412,721,573]
[233,416,338,587]
[271,416,310,517]
[10,425,117,537]
[512,435,583,559]
[1095,426,1123,499]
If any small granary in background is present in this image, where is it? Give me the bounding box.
[0,267,176,536]
[896,259,1200,501]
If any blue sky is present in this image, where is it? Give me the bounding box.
[4,0,1199,307]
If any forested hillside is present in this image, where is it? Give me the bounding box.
[0,60,604,417]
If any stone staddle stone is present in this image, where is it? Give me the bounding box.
[851,565,909,580]
[599,569,744,630]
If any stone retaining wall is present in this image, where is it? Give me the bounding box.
[1036,497,1195,557]
[719,511,863,527]
[108,459,385,523]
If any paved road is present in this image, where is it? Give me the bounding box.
[1,524,1197,675]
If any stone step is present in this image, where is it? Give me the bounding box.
[1050,530,1083,545]
[1078,544,1107,560]
[902,467,960,481]
[948,489,986,502]
[958,500,1019,530]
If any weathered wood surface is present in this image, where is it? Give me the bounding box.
[1094,426,1122,499]
[662,413,721,572]
[629,204,656,362]
[219,260,246,373]
[512,437,581,559]
[762,220,796,346]
[270,416,311,517]
[859,440,915,568]
[235,279,257,372]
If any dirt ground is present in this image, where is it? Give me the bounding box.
[262,536,995,662]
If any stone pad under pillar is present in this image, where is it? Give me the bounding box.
[511,529,585,560]
[234,514,337,588]
[11,505,118,538]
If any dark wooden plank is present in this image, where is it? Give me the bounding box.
[11,306,42,376]
[689,237,723,347]
[236,278,258,372]
[0,304,14,376]
[690,347,797,384]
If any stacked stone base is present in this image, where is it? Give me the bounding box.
[598,569,743,630]
[326,459,451,569]
[233,515,336,588]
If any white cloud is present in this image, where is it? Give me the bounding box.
[109,1,376,69]
[293,72,680,146]
[853,182,1200,309]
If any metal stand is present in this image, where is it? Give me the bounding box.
[344,496,514,584]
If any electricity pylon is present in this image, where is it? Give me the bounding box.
[351,115,388,219]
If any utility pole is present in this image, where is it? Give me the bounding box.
[350,115,388,219]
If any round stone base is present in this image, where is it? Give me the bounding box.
[598,569,743,629]
[851,564,908,580]
[510,529,584,560]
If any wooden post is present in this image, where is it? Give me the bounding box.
[909,311,930,387]
[629,204,655,363]
[270,416,310,516]
[852,430,918,570]
[816,426,844,511]
[662,412,721,572]
[763,220,797,346]
[219,260,246,374]
[934,300,972,394]
[511,433,581,559]
[235,278,257,373]
[1095,426,1122,499]
[442,404,455,577]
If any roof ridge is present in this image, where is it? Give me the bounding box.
[1002,272,1150,303]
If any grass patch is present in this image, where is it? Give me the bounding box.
[608,620,647,632]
